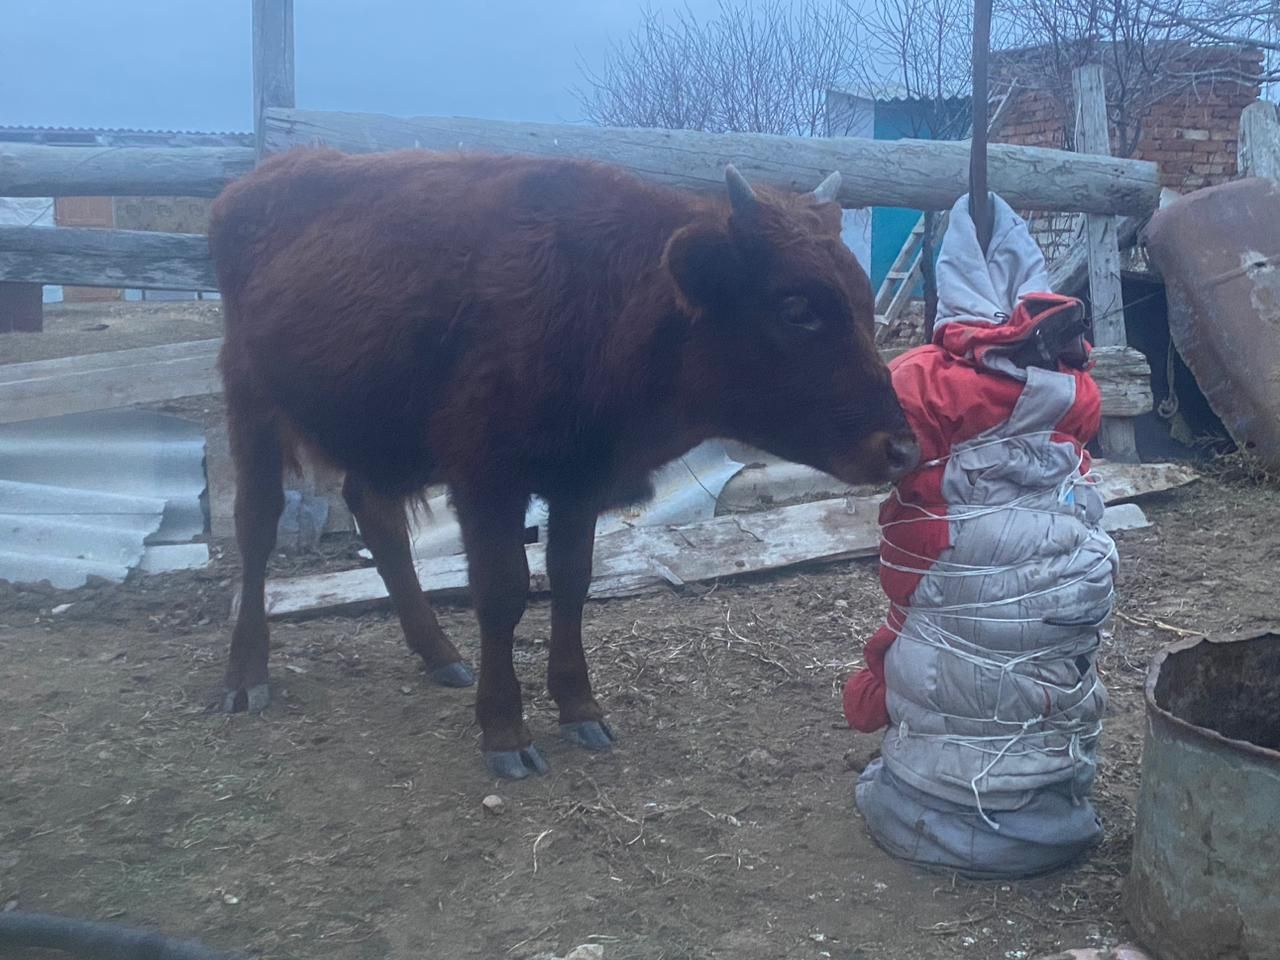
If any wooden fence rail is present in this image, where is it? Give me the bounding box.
[0,225,215,291]
[0,142,255,198]
[264,108,1162,217]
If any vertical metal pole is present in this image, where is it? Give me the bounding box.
[969,0,993,254]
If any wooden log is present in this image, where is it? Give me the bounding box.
[0,143,254,198]
[1074,64,1140,463]
[1237,100,1280,181]
[257,460,1197,618]
[0,338,223,424]
[1090,345,1153,417]
[262,107,1161,216]
[253,0,295,157]
[0,225,216,291]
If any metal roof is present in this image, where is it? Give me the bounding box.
[0,125,253,147]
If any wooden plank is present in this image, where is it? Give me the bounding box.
[0,225,216,290]
[0,338,222,424]
[1073,64,1139,463]
[1090,345,1154,417]
[262,107,1161,216]
[0,143,254,198]
[261,497,883,618]
[253,0,295,158]
[1087,460,1197,502]
[1238,100,1280,181]
[259,460,1197,618]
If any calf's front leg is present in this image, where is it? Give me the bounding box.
[454,488,547,779]
[546,499,615,750]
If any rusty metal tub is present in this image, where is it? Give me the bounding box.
[1125,628,1280,960]
[1144,178,1280,470]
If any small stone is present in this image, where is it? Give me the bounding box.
[482,794,506,816]
[221,893,239,905]
[565,947,604,960]
[51,603,73,615]
[400,685,413,695]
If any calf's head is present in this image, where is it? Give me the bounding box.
[664,166,920,484]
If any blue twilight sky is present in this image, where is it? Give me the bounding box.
[1,1,732,132]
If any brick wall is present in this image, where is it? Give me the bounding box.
[994,46,1263,191]
[990,45,1262,267]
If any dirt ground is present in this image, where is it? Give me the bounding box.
[3,305,1279,960]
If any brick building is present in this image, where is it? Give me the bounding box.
[993,43,1263,189]
[987,44,1263,265]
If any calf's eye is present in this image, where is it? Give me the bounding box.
[780,295,822,332]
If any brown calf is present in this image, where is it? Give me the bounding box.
[210,149,919,778]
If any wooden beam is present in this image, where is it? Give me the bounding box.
[1073,64,1140,463]
[1090,345,1153,417]
[0,339,223,424]
[253,0,295,158]
[257,460,1197,618]
[0,225,216,291]
[262,107,1162,216]
[1238,100,1280,181]
[0,143,254,198]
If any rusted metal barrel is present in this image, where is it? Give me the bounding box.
[1125,628,1280,960]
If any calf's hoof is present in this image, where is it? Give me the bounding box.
[560,719,616,751]
[428,661,475,688]
[484,745,550,780]
[220,682,270,714]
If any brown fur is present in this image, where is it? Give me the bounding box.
[210,147,916,772]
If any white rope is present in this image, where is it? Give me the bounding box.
[873,431,1113,830]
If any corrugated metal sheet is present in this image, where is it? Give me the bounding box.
[0,410,208,588]
[0,125,253,147]
[359,440,748,563]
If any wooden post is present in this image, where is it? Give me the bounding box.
[1073,64,1139,463]
[253,0,295,158]
[1238,100,1280,181]
[0,282,42,333]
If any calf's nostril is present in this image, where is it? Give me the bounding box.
[886,436,920,475]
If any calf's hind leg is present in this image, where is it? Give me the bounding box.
[222,409,285,713]
[341,475,473,687]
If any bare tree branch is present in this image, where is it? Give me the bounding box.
[573,1,860,137]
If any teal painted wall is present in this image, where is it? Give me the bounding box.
[869,100,967,294]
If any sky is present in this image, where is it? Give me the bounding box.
[1,1,733,133]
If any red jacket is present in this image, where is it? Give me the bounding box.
[843,294,1101,732]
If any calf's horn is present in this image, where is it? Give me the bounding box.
[724,165,759,218]
[812,171,842,203]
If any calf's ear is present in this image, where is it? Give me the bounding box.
[663,223,746,316]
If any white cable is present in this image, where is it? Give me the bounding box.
[871,429,1114,830]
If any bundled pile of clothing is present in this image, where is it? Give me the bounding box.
[845,194,1117,878]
